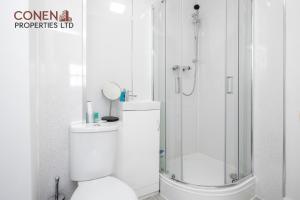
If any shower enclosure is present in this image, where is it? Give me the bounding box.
[153,0,253,188]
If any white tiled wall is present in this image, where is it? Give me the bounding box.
[253,0,284,199]
[86,0,153,117]
[285,0,300,199]
[86,0,132,117]
[30,0,83,199]
[0,0,34,199]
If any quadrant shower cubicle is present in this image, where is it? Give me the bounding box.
[153,0,252,186]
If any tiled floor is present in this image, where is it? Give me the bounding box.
[143,194,165,200]
[144,194,261,200]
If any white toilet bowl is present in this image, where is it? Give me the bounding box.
[71,176,137,200]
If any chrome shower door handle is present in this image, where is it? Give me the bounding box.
[172,65,181,94]
[175,76,181,94]
[226,76,233,94]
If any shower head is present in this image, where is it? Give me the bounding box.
[192,4,200,24]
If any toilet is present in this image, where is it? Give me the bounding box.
[69,122,138,200]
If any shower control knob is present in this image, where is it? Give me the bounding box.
[182,66,191,72]
[172,65,180,71]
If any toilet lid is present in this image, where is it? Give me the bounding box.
[71,176,138,200]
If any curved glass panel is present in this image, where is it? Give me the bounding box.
[153,0,252,186]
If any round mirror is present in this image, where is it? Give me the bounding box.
[102,82,121,101]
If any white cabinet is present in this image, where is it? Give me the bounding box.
[114,101,160,197]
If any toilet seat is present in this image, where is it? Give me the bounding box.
[71,176,138,200]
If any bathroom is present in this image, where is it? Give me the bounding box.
[1,0,300,200]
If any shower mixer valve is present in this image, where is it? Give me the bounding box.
[172,65,180,71]
[182,66,191,72]
[172,65,191,72]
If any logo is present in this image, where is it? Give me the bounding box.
[59,10,72,22]
[14,10,74,29]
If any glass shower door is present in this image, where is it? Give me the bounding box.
[153,0,183,180]
[225,0,253,184]
[164,0,183,181]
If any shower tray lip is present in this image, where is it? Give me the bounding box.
[160,173,255,192]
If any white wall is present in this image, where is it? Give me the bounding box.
[86,0,153,117]
[132,0,153,101]
[253,0,284,199]
[87,0,132,117]
[0,0,34,199]
[30,0,83,199]
[285,0,300,199]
